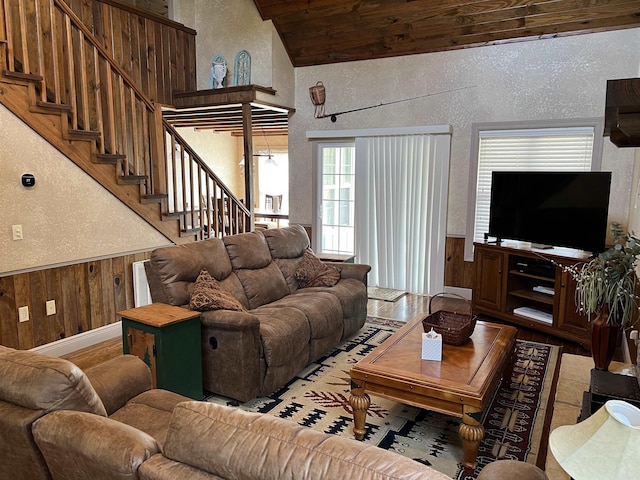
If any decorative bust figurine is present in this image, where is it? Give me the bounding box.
[210,54,227,89]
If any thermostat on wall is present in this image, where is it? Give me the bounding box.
[21,174,35,187]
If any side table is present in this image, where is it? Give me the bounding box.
[318,253,355,263]
[580,368,640,420]
[118,303,203,400]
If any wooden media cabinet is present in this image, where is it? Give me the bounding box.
[472,242,592,346]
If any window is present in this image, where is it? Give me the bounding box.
[318,143,355,255]
[465,120,604,261]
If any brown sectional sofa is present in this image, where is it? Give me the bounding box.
[0,346,188,480]
[145,224,371,402]
[35,402,453,480]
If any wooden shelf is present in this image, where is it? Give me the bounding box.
[509,289,555,306]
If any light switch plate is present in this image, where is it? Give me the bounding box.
[18,306,29,322]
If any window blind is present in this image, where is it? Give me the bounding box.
[473,127,595,245]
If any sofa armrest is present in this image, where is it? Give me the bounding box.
[84,355,152,415]
[33,410,159,480]
[326,262,371,284]
[199,310,261,402]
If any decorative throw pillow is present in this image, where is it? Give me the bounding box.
[189,269,245,312]
[295,249,341,288]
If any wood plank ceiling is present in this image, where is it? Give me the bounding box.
[252,0,640,67]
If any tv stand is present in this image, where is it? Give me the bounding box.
[472,242,591,346]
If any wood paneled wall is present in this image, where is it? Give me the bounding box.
[444,236,474,289]
[63,0,197,105]
[0,251,151,350]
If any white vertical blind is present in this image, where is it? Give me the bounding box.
[355,133,450,295]
[473,127,595,245]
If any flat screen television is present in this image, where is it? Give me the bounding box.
[488,171,612,253]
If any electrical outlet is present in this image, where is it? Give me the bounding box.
[46,300,56,316]
[12,224,23,241]
[18,306,29,322]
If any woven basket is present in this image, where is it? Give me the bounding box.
[421,293,476,346]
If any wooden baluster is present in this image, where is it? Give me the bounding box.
[0,0,8,71]
[117,75,127,172]
[3,0,16,71]
[170,130,178,213]
[16,0,29,73]
[141,105,150,195]
[104,62,116,155]
[77,30,90,131]
[62,14,77,129]
[92,46,104,153]
[48,0,60,103]
[129,89,139,175]
[33,0,47,101]
[188,151,195,230]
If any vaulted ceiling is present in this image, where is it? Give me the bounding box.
[252,0,640,67]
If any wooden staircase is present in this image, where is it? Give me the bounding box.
[0,0,251,244]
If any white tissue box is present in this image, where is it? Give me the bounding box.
[421,330,442,361]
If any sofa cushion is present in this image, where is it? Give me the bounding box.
[147,238,232,306]
[263,224,310,259]
[300,278,368,339]
[110,389,190,448]
[33,410,160,480]
[190,269,245,312]
[295,249,341,288]
[161,402,450,480]
[252,307,310,367]
[223,231,272,270]
[224,232,290,309]
[0,348,107,416]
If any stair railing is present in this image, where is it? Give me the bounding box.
[0,0,249,239]
[163,120,252,240]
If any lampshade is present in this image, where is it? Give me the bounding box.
[549,400,640,479]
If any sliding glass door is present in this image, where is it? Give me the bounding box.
[316,142,356,255]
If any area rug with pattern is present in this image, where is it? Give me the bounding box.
[205,317,561,479]
[367,286,408,302]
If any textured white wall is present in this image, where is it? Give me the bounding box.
[290,29,640,235]
[171,0,294,108]
[175,128,243,198]
[0,106,170,275]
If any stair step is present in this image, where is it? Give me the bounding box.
[33,100,73,113]
[118,175,148,185]
[141,194,168,204]
[94,153,126,164]
[180,227,204,237]
[163,210,189,220]
[3,70,43,82]
[67,129,101,141]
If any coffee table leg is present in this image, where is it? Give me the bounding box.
[459,407,485,471]
[349,380,370,440]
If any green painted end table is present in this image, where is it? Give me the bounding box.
[118,303,203,400]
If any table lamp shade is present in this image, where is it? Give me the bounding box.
[549,400,640,479]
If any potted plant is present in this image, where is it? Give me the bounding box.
[566,222,640,370]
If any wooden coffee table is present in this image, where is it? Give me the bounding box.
[349,315,517,471]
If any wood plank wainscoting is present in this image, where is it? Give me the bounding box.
[0,251,151,350]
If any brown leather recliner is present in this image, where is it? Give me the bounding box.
[0,345,189,480]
